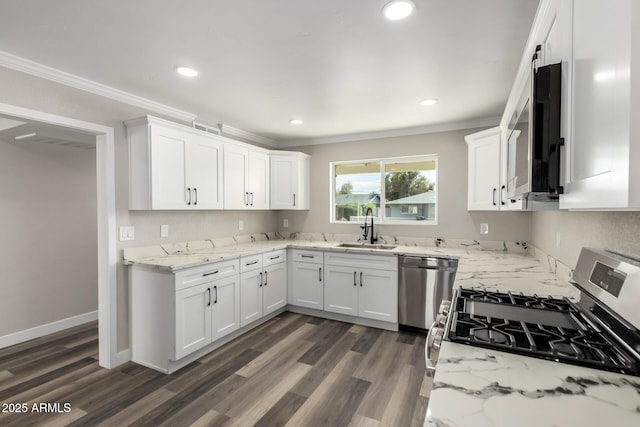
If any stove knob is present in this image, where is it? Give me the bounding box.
[432,329,444,351]
[439,300,451,316]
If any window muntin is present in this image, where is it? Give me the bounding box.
[331,155,437,224]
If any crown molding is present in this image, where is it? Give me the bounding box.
[220,124,280,148]
[277,116,501,148]
[0,50,197,123]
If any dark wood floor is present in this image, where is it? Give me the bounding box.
[0,313,428,426]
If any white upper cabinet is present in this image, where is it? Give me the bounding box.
[466,127,502,211]
[223,143,270,210]
[126,116,224,210]
[561,0,640,209]
[270,151,311,210]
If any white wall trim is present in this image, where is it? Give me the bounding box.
[0,50,197,123]
[0,311,98,349]
[0,101,120,369]
[278,116,501,148]
[220,123,280,148]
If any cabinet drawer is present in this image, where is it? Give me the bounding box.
[175,259,239,291]
[263,249,286,267]
[324,252,397,271]
[290,249,324,264]
[240,254,263,273]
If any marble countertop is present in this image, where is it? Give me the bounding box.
[425,251,640,427]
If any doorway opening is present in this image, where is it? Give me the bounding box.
[0,102,118,368]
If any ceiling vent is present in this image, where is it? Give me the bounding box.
[193,121,221,136]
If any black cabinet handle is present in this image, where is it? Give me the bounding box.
[207,288,211,306]
[353,271,356,287]
[492,188,497,206]
[187,188,192,205]
[203,270,219,277]
[265,271,268,286]
[194,188,198,205]
[250,192,254,206]
[293,193,296,207]
[501,185,506,206]
[214,286,217,304]
[360,272,363,287]
[245,192,249,206]
[259,272,263,287]
[319,267,322,282]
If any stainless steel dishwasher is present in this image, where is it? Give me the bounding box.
[398,255,459,331]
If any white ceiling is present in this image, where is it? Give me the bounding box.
[0,0,539,144]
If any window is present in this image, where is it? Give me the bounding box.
[331,155,437,224]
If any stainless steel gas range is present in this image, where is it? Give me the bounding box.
[426,248,640,377]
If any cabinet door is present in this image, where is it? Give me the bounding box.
[223,144,249,209]
[150,125,187,209]
[562,0,632,209]
[175,282,212,359]
[240,269,263,327]
[211,275,241,342]
[467,132,501,211]
[358,269,398,322]
[296,155,310,210]
[263,263,287,316]
[290,262,323,310]
[270,155,297,209]
[248,150,270,209]
[186,135,224,210]
[323,265,358,316]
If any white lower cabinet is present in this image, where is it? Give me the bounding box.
[324,253,398,323]
[130,259,240,372]
[289,249,324,309]
[175,282,212,359]
[240,250,287,327]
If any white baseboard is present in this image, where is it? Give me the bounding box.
[0,310,98,349]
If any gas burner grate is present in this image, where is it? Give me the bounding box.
[458,288,576,312]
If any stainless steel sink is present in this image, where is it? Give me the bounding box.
[337,243,397,250]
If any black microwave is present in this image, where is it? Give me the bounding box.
[506,61,563,201]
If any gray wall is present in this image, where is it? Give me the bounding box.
[531,211,640,268]
[0,136,97,336]
[279,130,532,242]
[0,66,279,350]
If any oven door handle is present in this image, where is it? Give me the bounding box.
[425,320,441,374]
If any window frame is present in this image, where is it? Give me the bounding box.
[330,154,438,225]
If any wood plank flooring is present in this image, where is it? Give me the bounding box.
[0,313,428,426]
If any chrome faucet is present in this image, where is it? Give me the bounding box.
[360,207,378,244]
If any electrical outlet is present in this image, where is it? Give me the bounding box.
[160,224,169,238]
[119,226,135,241]
[480,223,489,235]
[239,220,244,231]
[283,219,289,228]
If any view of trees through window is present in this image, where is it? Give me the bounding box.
[333,156,437,223]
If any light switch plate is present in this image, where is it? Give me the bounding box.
[283,219,289,228]
[160,224,169,238]
[480,223,489,235]
[119,226,135,241]
[238,220,244,231]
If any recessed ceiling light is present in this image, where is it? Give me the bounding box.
[289,119,303,125]
[420,99,438,106]
[15,132,37,140]
[176,66,198,77]
[383,0,415,21]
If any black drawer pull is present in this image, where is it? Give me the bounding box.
[203,270,219,277]
[246,260,259,266]
[269,255,281,260]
